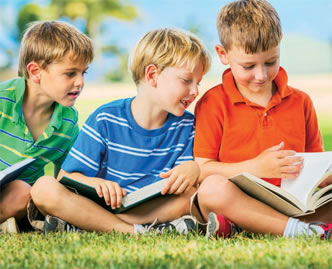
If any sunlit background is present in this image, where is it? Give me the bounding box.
[0,0,331,82]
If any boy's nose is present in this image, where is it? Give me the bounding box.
[190,85,199,97]
[75,75,84,88]
[255,67,267,81]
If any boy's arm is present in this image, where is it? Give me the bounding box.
[57,169,126,210]
[196,142,303,183]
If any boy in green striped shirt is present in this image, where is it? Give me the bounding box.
[0,21,94,233]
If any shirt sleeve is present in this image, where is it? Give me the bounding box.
[194,89,224,160]
[61,110,107,176]
[304,95,324,152]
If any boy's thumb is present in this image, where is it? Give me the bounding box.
[267,141,284,152]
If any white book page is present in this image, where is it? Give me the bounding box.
[281,152,332,207]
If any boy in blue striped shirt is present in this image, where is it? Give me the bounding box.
[0,21,94,233]
[31,28,210,234]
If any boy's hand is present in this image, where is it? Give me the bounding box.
[90,178,126,210]
[160,160,199,195]
[253,142,304,179]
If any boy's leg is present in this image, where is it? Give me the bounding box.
[116,187,196,225]
[31,176,134,234]
[198,175,288,235]
[0,180,31,223]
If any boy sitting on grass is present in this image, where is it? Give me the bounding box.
[194,0,332,239]
[0,21,94,233]
[31,28,210,235]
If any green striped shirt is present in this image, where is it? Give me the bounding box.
[0,77,79,185]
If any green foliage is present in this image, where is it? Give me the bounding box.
[0,233,331,268]
[17,4,42,40]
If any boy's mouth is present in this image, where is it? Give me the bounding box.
[68,91,81,98]
[180,99,191,108]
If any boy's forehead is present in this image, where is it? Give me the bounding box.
[228,44,280,58]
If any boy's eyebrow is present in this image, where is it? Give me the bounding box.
[64,67,89,72]
[241,55,279,65]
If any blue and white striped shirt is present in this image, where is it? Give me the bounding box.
[62,97,195,194]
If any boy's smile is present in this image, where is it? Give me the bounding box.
[216,45,280,106]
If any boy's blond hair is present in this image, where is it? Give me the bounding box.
[18,20,94,78]
[217,0,282,53]
[129,28,210,85]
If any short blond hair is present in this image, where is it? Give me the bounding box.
[18,20,94,78]
[129,28,210,85]
[217,0,282,53]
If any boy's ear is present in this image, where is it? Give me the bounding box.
[215,45,229,65]
[145,64,158,87]
[27,61,42,83]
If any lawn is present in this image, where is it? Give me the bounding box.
[1,232,331,268]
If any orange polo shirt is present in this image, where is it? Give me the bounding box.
[194,67,324,186]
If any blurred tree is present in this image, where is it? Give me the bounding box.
[14,0,138,81]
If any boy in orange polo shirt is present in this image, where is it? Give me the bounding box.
[194,0,332,239]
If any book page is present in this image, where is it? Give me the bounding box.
[281,152,332,208]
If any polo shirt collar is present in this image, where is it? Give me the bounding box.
[49,102,63,130]
[222,67,293,105]
[12,77,26,124]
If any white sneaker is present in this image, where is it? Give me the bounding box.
[0,217,19,233]
[135,215,198,235]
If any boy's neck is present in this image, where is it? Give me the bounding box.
[23,80,55,141]
[131,93,168,130]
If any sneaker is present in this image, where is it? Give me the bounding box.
[44,215,82,234]
[206,212,240,239]
[136,215,198,235]
[0,217,19,234]
[308,222,332,240]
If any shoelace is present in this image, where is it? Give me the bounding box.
[308,221,330,239]
[64,223,82,233]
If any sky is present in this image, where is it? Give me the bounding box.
[0,0,331,79]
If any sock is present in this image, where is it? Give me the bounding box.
[133,224,144,234]
[283,217,324,238]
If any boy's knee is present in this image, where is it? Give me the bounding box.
[30,176,60,209]
[0,180,31,219]
[198,175,234,209]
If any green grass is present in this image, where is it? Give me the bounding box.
[1,232,331,268]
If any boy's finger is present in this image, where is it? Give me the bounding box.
[108,184,117,210]
[95,184,103,198]
[162,175,177,194]
[122,188,127,196]
[101,184,111,205]
[114,184,123,208]
[174,181,188,194]
[160,170,172,178]
[168,175,184,194]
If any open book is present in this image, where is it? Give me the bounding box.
[229,152,332,217]
[59,176,168,213]
[0,158,36,188]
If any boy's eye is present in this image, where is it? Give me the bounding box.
[66,72,76,78]
[182,78,192,84]
[243,65,254,70]
[265,61,276,66]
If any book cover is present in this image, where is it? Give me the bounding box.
[0,158,36,188]
[59,176,168,213]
